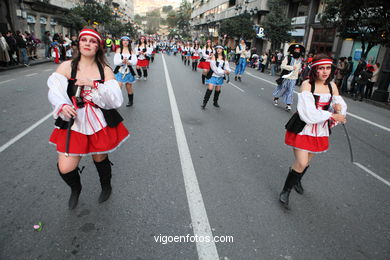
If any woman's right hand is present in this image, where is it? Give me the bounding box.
[62,104,77,119]
[332,113,346,124]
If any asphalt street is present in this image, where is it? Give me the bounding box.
[0,53,389,260]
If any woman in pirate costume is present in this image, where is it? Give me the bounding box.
[135,36,151,80]
[198,39,214,85]
[113,36,138,107]
[190,40,201,71]
[48,27,129,209]
[201,45,231,109]
[183,42,192,66]
[234,39,250,82]
[273,43,304,111]
[279,54,347,208]
[148,38,156,63]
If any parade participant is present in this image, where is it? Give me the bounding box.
[279,54,347,207]
[183,42,192,66]
[105,36,113,56]
[149,39,157,63]
[48,27,129,209]
[201,45,231,109]
[114,36,138,107]
[198,39,214,84]
[135,36,151,80]
[190,40,201,71]
[234,39,250,82]
[273,43,304,111]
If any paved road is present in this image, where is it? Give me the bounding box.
[0,54,389,260]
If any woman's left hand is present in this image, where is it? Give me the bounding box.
[333,104,342,113]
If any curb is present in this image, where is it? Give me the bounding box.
[0,59,52,72]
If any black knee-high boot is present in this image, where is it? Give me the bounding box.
[201,89,213,109]
[194,61,198,71]
[151,56,154,63]
[192,62,195,71]
[94,156,113,203]
[201,74,206,85]
[127,93,134,107]
[136,68,142,78]
[213,90,221,107]
[143,69,148,79]
[279,168,301,206]
[294,165,309,194]
[58,165,82,209]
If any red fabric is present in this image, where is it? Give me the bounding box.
[285,131,329,153]
[191,56,200,60]
[152,51,156,54]
[137,59,149,67]
[49,123,129,155]
[198,61,210,69]
[54,48,59,64]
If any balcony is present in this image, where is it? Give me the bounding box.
[291,16,307,25]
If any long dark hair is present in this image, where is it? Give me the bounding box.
[214,48,226,61]
[137,36,146,47]
[119,38,132,54]
[308,53,335,86]
[71,27,108,75]
[204,39,212,49]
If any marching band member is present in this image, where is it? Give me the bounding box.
[191,40,201,71]
[113,36,138,107]
[135,36,151,80]
[273,43,304,111]
[279,54,347,208]
[48,27,129,209]
[201,45,231,109]
[198,39,214,85]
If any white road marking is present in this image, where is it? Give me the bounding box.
[44,69,53,72]
[25,73,38,77]
[353,162,390,187]
[245,71,390,132]
[0,79,15,85]
[162,54,219,260]
[229,82,245,92]
[0,113,52,153]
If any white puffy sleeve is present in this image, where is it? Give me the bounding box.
[113,53,122,66]
[146,47,153,55]
[236,46,242,54]
[330,95,347,115]
[281,56,293,71]
[297,91,332,124]
[202,48,209,59]
[210,60,224,77]
[224,60,231,72]
[91,80,123,109]
[128,54,137,66]
[47,72,72,120]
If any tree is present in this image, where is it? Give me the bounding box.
[134,14,144,25]
[322,0,390,59]
[162,5,173,13]
[263,0,292,51]
[220,13,256,41]
[166,10,178,28]
[177,0,192,38]
[70,1,113,26]
[145,9,161,35]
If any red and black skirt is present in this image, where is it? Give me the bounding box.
[285,131,329,153]
[137,59,149,67]
[49,123,129,156]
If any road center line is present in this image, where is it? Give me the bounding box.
[353,162,390,187]
[45,69,53,72]
[0,112,52,153]
[229,82,245,92]
[162,54,219,260]
[0,79,15,85]
[244,70,390,132]
[25,73,38,77]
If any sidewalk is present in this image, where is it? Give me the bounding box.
[0,48,52,72]
[238,63,390,110]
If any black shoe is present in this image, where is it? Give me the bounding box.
[201,89,212,110]
[213,90,221,107]
[238,76,241,82]
[126,94,134,107]
[234,76,237,81]
[58,165,83,210]
[279,168,301,207]
[94,157,113,203]
[293,166,309,194]
[213,102,220,107]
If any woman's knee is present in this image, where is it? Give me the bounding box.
[58,155,81,174]
[92,154,107,163]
